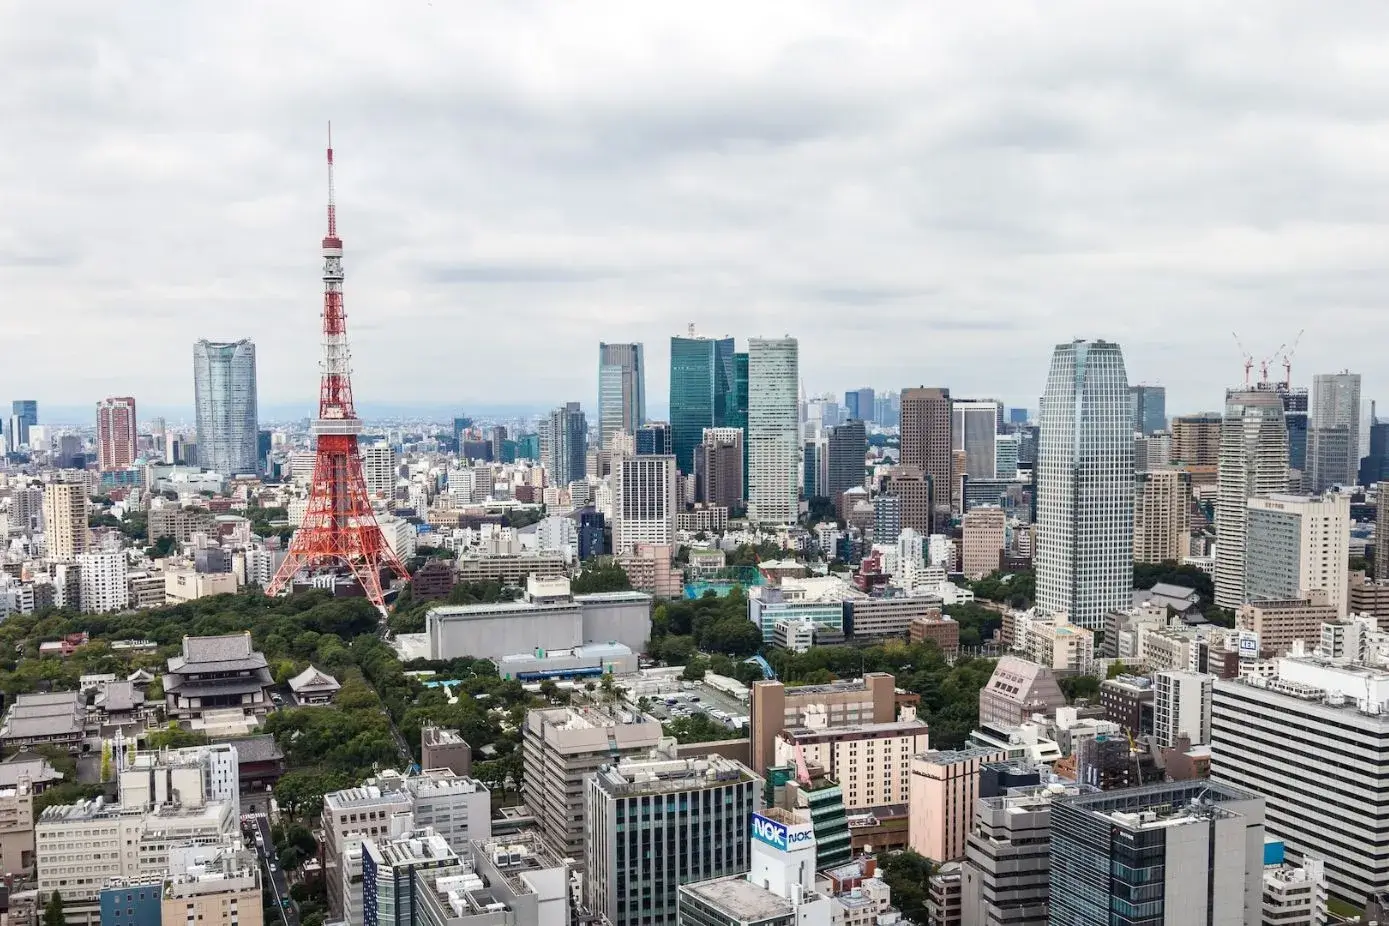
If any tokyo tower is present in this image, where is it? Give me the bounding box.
[266,128,409,610]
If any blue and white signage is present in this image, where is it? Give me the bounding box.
[751,813,788,849]
[1237,631,1259,658]
[751,813,816,851]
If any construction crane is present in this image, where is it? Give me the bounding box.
[1280,329,1306,385]
[1231,332,1254,386]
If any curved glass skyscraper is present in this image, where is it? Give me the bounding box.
[1036,340,1133,629]
[193,339,259,475]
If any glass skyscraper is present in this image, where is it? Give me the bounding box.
[1128,384,1166,435]
[1036,340,1133,629]
[546,401,588,485]
[597,342,646,451]
[669,330,735,474]
[193,339,259,475]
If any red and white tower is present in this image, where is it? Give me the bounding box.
[266,129,408,609]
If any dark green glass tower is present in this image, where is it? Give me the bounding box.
[669,332,735,474]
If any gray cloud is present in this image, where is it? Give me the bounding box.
[4,1,1389,420]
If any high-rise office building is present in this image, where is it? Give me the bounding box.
[598,342,646,451]
[669,329,736,474]
[42,482,88,562]
[636,422,672,456]
[1378,484,1389,584]
[192,339,259,475]
[1280,384,1310,477]
[695,427,744,510]
[995,433,1020,479]
[96,396,138,471]
[451,415,473,450]
[586,753,760,926]
[1310,371,1361,491]
[844,387,874,422]
[612,454,678,554]
[900,388,952,529]
[747,337,799,525]
[1133,468,1191,564]
[961,506,1005,580]
[824,419,867,514]
[1128,384,1166,435]
[952,400,999,480]
[732,352,750,498]
[545,402,587,485]
[1036,340,1133,630]
[1212,659,1389,901]
[1215,391,1289,609]
[1048,781,1265,925]
[10,400,36,448]
[1244,493,1350,615]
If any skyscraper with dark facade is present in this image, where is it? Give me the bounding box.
[545,402,587,485]
[669,329,735,474]
[900,387,952,530]
[636,422,672,456]
[825,420,867,514]
[844,387,874,422]
[1128,384,1167,435]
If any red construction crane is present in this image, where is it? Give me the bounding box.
[1231,332,1253,386]
[266,126,409,611]
[1280,329,1306,386]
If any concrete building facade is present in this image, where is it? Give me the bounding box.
[1133,468,1191,564]
[960,507,1005,580]
[908,747,1008,864]
[1244,494,1350,615]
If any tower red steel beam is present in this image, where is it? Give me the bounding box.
[266,127,408,610]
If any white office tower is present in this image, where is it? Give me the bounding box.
[1211,657,1389,902]
[1262,851,1328,926]
[747,337,800,525]
[77,550,129,613]
[1035,340,1133,629]
[1215,391,1289,609]
[1309,371,1362,492]
[362,444,397,500]
[1245,494,1351,616]
[612,454,677,555]
[952,400,999,479]
[1153,670,1213,748]
[446,468,476,507]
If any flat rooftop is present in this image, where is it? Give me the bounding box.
[682,876,810,923]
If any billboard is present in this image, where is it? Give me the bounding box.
[1237,631,1259,658]
[750,813,815,851]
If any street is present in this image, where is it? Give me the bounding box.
[248,813,300,926]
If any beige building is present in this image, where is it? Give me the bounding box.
[908,747,1007,864]
[887,465,932,535]
[1136,626,1196,673]
[41,482,88,562]
[1171,413,1222,468]
[162,847,262,926]
[0,780,34,877]
[147,506,217,544]
[1020,613,1095,675]
[616,543,683,598]
[1350,575,1389,629]
[773,713,929,811]
[522,705,664,866]
[1236,594,1339,658]
[978,657,1066,728]
[164,569,238,604]
[960,506,1005,580]
[749,673,899,774]
[1134,468,1191,564]
[1245,494,1350,616]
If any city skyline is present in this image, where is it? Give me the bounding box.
[6,5,1389,415]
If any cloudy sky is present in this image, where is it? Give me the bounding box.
[5,2,1389,421]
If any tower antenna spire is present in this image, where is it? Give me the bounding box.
[325,121,338,242]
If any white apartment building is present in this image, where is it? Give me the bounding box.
[747,337,799,525]
[535,515,579,561]
[612,455,677,555]
[362,444,397,500]
[1245,494,1350,617]
[773,713,930,811]
[77,550,129,613]
[1153,670,1213,749]
[1263,857,1328,926]
[1212,658,1389,901]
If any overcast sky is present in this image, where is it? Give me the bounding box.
[5,2,1389,420]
